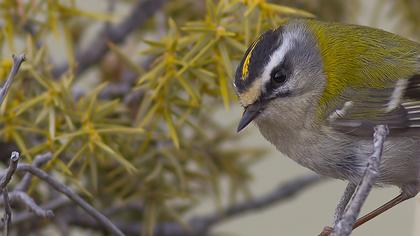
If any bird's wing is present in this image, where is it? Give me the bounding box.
[306,20,420,136]
[328,74,420,136]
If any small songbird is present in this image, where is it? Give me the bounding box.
[234,18,420,231]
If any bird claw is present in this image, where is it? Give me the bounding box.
[319,226,333,236]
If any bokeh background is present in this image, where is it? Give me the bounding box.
[0,0,419,235]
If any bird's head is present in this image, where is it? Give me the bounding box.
[234,20,325,132]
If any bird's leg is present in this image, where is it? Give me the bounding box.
[353,191,416,229]
[319,182,357,236]
[333,182,357,225]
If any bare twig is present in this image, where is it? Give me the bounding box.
[198,174,323,230]
[2,189,11,236]
[0,53,25,235]
[52,0,166,78]
[0,160,323,236]
[68,174,324,236]
[0,197,69,227]
[331,125,389,236]
[0,152,20,236]
[0,152,20,189]
[15,152,52,192]
[0,54,25,106]
[0,153,52,235]
[7,191,54,218]
[15,164,125,236]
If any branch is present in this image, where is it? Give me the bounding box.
[0,152,20,236]
[2,197,69,227]
[0,54,25,106]
[2,189,10,236]
[15,152,51,192]
[197,174,323,230]
[15,164,125,236]
[68,174,324,236]
[52,0,167,78]
[0,152,20,189]
[331,125,388,236]
[0,53,25,236]
[7,191,54,218]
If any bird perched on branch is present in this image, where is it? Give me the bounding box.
[234,19,420,232]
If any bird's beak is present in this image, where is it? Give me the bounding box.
[237,101,265,132]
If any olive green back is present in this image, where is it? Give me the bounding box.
[306,20,420,118]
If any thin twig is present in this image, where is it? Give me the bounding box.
[7,191,54,218]
[0,153,52,234]
[68,174,324,236]
[52,0,166,78]
[2,189,11,236]
[198,174,323,230]
[0,152,20,189]
[331,125,388,236]
[0,167,323,235]
[0,152,20,236]
[15,164,125,236]
[0,197,69,227]
[15,152,52,192]
[0,54,25,106]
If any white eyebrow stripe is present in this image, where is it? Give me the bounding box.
[261,30,302,92]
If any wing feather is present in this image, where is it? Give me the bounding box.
[329,74,420,136]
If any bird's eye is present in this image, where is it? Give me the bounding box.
[270,67,287,85]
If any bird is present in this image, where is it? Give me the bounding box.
[233,18,420,233]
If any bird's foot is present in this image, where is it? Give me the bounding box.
[319,226,333,236]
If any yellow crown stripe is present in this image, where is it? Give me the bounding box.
[241,38,260,80]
